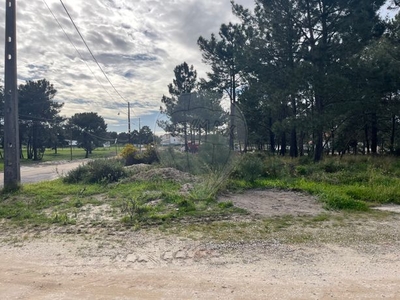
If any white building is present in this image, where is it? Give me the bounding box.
[160,134,184,146]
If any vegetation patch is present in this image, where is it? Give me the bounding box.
[228,155,400,211]
[62,159,127,184]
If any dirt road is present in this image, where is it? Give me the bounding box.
[1,188,400,299]
[0,228,399,300]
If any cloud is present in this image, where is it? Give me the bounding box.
[0,0,255,132]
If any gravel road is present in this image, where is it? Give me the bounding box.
[1,189,400,299]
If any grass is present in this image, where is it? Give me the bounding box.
[0,147,117,171]
[0,153,400,241]
[0,173,245,227]
[229,154,400,211]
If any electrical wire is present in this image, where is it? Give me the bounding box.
[60,0,130,105]
[42,0,128,116]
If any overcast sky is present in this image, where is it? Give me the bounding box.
[0,0,255,133]
[0,0,395,134]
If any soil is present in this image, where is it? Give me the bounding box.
[1,188,400,299]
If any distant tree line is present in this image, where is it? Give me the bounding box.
[0,79,155,160]
[161,0,400,161]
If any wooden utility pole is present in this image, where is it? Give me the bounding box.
[3,0,20,189]
[128,102,131,143]
[138,117,141,152]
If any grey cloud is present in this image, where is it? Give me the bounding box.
[0,0,256,132]
[68,73,92,81]
[96,53,160,66]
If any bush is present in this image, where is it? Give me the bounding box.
[120,144,159,166]
[198,135,233,172]
[120,144,140,166]
[141,145,159,164]
[233,153,265,182]
[264,156,286,178]
[63,159,127,184]
[321,160,342,173]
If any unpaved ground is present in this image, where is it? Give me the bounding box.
[219,189,325,217]
[1,189,400,299]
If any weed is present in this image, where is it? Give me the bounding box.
[62,159,127,184]
[218,201,234,209]
[233,153,265,182]
[120,195,150,222]
[51,212,75,225]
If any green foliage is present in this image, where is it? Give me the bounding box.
[120,196,150,223]
[18,79,64,161]
[67,112,107,158]
[120,144,140,165]
[120,144,159,166]
[140,145,159,164]
[233,153,264,182]
[51,212,75,225]
[228,155,400,211]
[62,159,127,184]
[190,170,229,201]
[198,135,233,172]
[176,198,196,212]
[263,156,288,178]
[218,201,234,209]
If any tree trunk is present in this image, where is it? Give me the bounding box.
[371,113,378,154]
[364,125,370,154]
[299,131,304,157]
[269,117,275,154]
[314,94,324,162]
[290,127,298,157]
[390,114,396,154]
[280,132,286,156]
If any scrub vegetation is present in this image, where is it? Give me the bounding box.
[0,154,399,235]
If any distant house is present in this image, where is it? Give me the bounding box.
[65,140,78,146]
[160,134,183,146]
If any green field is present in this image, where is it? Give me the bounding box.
[0,147,118,171]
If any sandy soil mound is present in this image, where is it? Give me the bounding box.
[126,167,196,184]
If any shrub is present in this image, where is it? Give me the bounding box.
[121,144,159,166]
[120,196,150,222]
[63,159,127,184]
[141,145,159,164]
[218,201,234,209]
[233,153,265,182]
[120,144,140,166]
[264,156,286,178]
[198,135,232,172]
[176,198,196,212]
[321,160,341,173]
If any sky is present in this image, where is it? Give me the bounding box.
[0,0,255,134]
[0,0,396,135]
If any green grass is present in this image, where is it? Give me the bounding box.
[0,147,117,171]
[0,173,245,227]
[0,179,110,225]
[229,154,400,211]
[1,153,399,231]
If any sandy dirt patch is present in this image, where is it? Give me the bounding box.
[219,189,326,217]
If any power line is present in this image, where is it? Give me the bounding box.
[42,0,127,116]
[59,0,129,105]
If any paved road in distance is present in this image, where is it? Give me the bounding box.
[0,159,91,187]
